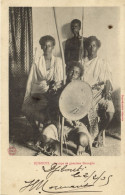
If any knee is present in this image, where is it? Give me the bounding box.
[106,112,114,122]
[78,133,89,147]
[42,124,58,141]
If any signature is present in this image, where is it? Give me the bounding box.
[19,163,113,194]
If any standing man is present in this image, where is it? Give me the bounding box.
[64,19,86,72]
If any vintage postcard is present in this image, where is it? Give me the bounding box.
[1,0,125,194]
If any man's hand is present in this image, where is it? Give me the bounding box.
[51,82,62,91]
[48,81,63,95]
[38,80,49,93]
[102,80,112,100]
[65,118,74,127]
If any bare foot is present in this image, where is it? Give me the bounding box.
[93,137,103,148]
[93,130,104,148]
[53,141,60,156]
[77,145,86,156]
[41,140,60,156]
[93,141,102,148]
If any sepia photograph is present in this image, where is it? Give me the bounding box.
[9,7,121,156]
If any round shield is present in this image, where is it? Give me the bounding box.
[59,80,92,120]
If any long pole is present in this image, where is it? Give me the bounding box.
[53,7,66,85]
[81,8,84,64]
[53,7,66,156]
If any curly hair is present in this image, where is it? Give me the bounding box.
[84,36,101,49]
[39,35,55,48]
[71,19,81,28]
[67,61,84,77]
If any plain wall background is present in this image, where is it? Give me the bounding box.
[32,7,120,90]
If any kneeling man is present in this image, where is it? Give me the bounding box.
[40,61,92,156]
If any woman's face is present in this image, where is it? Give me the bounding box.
[87,40,98,58]
[42,41,54,55]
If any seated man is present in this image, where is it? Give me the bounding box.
[40,61,92,156]
[22,35,64,145]
[83,36,115,147]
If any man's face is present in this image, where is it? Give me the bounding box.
[42,41,54,55]
[71,22,80,35]
[87,40,98,58]
[68,66,81,82]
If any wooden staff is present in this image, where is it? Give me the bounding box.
[80,8,84,63]
[53,7,66,156]
[53,7,66,85]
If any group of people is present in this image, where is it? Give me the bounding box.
[22,19,115,156]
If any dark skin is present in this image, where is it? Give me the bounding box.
[26,40,55,145]
[86,40,114,147]
[67,66,81,82]
[41,40,62,92]
[66,66,91,155]
[87,40,98,60]
[71,22,81,37]
[41,40,54,90]
[86,40,113,99]
[65,22,84,66]
[67,66,91,155]
[41,65,91,156]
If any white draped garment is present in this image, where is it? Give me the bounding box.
[22,54,64,122]
[82,57,114,140]
[83,56,113,87]
[24,54,64,100]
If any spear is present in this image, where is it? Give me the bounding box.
[79,8,84,63]
[53,7,66,156]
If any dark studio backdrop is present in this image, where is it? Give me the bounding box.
[9,7,33,118]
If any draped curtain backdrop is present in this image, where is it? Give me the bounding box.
[9,7,33,117]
